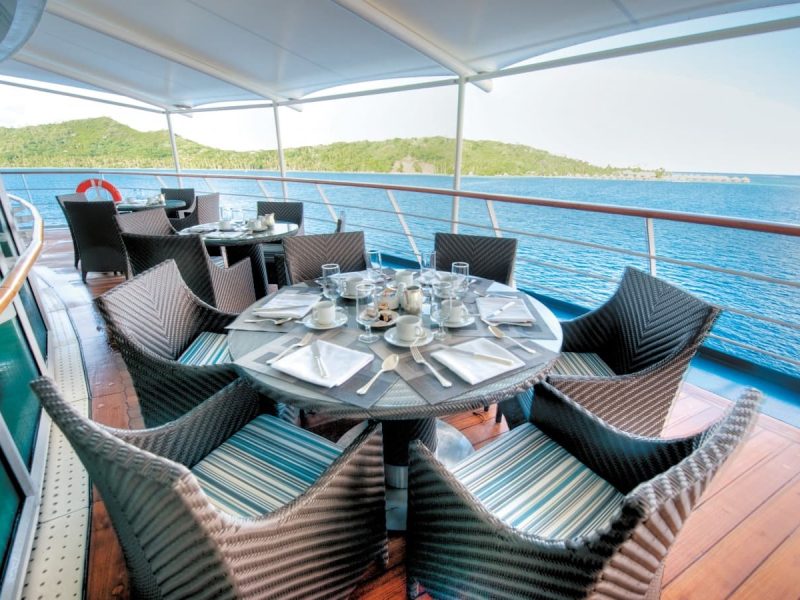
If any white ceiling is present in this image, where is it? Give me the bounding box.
[0,0,794,110]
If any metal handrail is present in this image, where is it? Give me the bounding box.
[0,195,44,314]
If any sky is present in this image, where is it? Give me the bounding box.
[0,4,799,175]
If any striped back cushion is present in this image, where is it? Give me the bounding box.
[192,414,342,517]
[454,423,623,538]
[550,352,615,377]
[177,332,231,366]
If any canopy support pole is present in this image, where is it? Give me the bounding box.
[165,112,182,186]
[273,105,288,199]
[451,77,466,234]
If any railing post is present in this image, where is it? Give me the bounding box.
[386,190,420,258]
[487,201,502,237]
[273,105,289,199]
[645,217,657,276]
[451,77,466,234]
[165,112,182,187]
[316,184,339,223]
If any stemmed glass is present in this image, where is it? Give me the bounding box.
[430,281,452,340]
[356,283,379,343]
[451,261,470,300]
[417,250,436,294]
[367,249,383,282]
[321,263,341,307]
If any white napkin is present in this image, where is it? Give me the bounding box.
[206,231,247,240]
[476,296,535,323]
[253,291,320,319]
[431,338,524,385]
[270,340,372,388]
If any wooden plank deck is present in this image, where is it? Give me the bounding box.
[35,229,800,599]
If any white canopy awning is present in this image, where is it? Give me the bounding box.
[0,0,795,110]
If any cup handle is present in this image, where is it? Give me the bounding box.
[415,325,424,338]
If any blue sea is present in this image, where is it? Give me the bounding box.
[3,169,798,378]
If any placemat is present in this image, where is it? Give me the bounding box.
[226,287,322,332]
[455,293,558,341]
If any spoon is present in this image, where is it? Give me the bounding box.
[357,354,399,395]
[487,325,538,355]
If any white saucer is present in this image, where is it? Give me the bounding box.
[384,327,434,348]
[444,314,475,328]
[340,291,370,300]
[301,309,348,330]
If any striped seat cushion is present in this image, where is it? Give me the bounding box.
[177,332,231,366]
[551,352,615,377]
[192,414,342,517]
[453,423,623,538]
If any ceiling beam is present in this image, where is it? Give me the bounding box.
[333,0,493,93]
[44,0,299,108]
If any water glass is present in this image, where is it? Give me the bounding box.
[231,208,244,224]
[356,283,379,343]
[321,263,341,305]
[429,296,448,340]
[418,250,436,286]
[451,261,470,299]
[219,207,232,222]
[367,249,383,282]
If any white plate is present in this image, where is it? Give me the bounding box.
[383,327,434,348]
[371,310,399,328]
[301,309,348,330]
[340,291,370,300]
[444,314,475,328]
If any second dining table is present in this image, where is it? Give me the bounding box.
[227,269,562,528]
[178,220,299,297]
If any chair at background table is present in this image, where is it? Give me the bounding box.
[257,200,305,286]
[434,232,518,285]
[120,231,255,313]
[115,207,175,235]
[407,382,762,600]
[160,187,195,218]
[195,192,220,224]
[55,192,87,268]
[283,231,366,284]
[502,267,721,435]
[60,200,127,282]
[32,376,388,600]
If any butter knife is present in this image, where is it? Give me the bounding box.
[311,341,328,378]
[484,300,516,320]
[443,346,514,365]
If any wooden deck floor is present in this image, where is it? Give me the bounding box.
[36,229,800,599]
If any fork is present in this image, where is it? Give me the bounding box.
[410,343,452,387]
[245,316,294,325]
[267,332,314,364]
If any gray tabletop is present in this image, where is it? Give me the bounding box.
[228,276,563,420]
[179,221,298,246]
[117,199,186,212]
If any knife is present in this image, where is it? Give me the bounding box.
[311,341,328,378]
[443,346,514,365]
[485,300,516,320]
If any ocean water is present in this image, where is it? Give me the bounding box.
[3,169,798,378]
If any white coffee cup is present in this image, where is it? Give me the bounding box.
[396,315,425,342]
[443,299,468,324]
[246,218,260,230]
[218,219,232,231]
[312,300,336,325]
[345,276,364,296]
[395,270,415,286]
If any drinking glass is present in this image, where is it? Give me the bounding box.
[220,207,232,222]
[367,249,383,282]
[231,208,244,224]
[418,250,436,286]
[430,281,452,340]
[356,283,379,343]
[451,261,470,299]
[321,263,341,306]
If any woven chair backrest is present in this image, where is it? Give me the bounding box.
[196,193,220,224]
[115,208,174,235]
[434,232,518,285]
[283,231,366,284]
[56,192,87,206]
[257,200,304,234]
[61,199,126,257]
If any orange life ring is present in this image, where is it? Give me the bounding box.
[76,178,123,203]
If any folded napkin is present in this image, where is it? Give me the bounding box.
[253,291,320,319]
[476,296,535,323]
[206,231,246,240]
[431,338,524,385]
[270,340,372,388]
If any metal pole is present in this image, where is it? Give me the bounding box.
[451,77,466,234]
[273,105,289,199]
[165,112,182,186]
[645,217,657,276]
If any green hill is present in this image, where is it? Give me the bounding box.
[0,117,629,176]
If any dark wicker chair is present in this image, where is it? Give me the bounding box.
[407,382,762,600]
[120,231,255,313]
[32,376,388,600]
[161,187,195,218]
[434,232,518,285]
[115,207,175,235]
[195,192,220,224]
[282,231,367,284]
[502,267,721,436]
[257,200,304,234]
[61,200,127,282]
[55,192,87,268]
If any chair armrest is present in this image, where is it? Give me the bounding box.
[209,256,256,313]
[191,296,239,333]
[170,211,199,231]
[560,305,615,352]
[532,382,699,493]
[112,379,262,467]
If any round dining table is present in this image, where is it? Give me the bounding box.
[179,221,299,298]
[228,273,562,529]
[116,198,187,213]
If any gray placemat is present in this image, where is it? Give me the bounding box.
[227,287,323,332]
[457,293,558,341]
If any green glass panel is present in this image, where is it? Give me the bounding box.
[0,456,22,577]
[0,318,41,467]
[16,282,47,359]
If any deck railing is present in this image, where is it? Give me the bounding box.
[3,168,799,378]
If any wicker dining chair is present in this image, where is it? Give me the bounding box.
[257,200,304,234]
[32,376,388,600]
[195,192,221,224]
[161,186,196,218]
[501,267,720,436]
[407,382,762,600]
[434,232,518,285]
[55,192,87,268]
[282,231,367,284]
[61,200,128,282]
[120,231,255,313]
[115,207,175,235]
